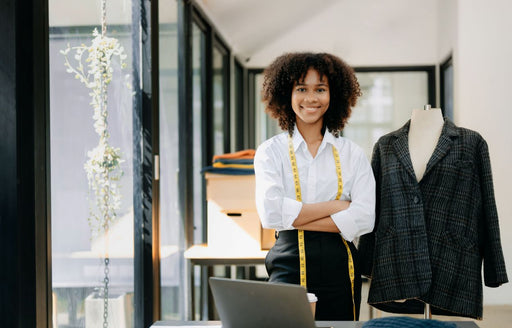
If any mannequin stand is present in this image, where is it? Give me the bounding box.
[424,303,432,319]
[423,105,433,320]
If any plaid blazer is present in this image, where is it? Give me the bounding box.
[358,119,508,319]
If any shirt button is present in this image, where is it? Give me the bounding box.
[413,196,420,204]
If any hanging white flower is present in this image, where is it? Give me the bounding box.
[61,27,127,237]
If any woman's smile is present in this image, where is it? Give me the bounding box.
[291,68,330,127]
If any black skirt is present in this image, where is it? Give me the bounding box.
[265,230,362,321]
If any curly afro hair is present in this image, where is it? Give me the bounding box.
[261,52,361,137]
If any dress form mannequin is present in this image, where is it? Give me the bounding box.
[409,105,444,319]
[408,105,444,182]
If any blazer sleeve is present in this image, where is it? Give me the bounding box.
[478,138,508,287]
[358,141,382,278]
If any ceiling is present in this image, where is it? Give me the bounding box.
[195,0,342,61]
[194,0,440,67]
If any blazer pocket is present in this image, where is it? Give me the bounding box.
[453,159,474,169]
[443,230,477,251]
[375,225,396,241]
[373,226,399,274]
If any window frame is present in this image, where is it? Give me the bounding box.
[354,66,436,106]
[440,55,454,119]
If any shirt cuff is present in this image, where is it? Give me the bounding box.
[331,210,358,242]
[282,197,302,230]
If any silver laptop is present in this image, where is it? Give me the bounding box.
[209,277,333,328]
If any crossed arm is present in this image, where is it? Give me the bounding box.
[292,200,351,232]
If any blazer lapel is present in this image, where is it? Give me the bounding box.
[423,119,459,177]
[392,121,417,180]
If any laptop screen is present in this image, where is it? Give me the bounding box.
[209,277,320,328]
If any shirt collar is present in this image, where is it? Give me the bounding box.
[291,125,337,152]
[291,125,305,152]
[323,128,337,146]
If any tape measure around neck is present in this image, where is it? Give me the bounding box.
[288,135,356,320]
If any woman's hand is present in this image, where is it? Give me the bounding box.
[294,217,341,233]
[292,200,350,227]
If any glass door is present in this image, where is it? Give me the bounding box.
[49,1,135,327]
[158,0,182,320]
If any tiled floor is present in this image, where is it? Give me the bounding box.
[475,306,512,328]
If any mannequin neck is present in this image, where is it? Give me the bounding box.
[410,108,444,131]
[408,108,444,182]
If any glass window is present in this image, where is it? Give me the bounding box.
[159,0,182,320]
[213,45,226,155]
[192,22,206,245]
[191,21,208,321]
[49,1,135,327]
[441,58,454,120]
[233,60,244,151]
[344,71,430,159]
[254,72,280,147]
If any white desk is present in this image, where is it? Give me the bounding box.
[184,244,267,265]
[151,321,360,327]
[151,320,479,328]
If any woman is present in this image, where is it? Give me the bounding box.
[254,52,375,320]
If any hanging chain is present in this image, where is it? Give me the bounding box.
[103,257,110,328]
[101,0,107,36]
[101,0,109,326]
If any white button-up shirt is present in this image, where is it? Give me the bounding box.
[254,126,375,242]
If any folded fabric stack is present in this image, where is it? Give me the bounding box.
[202,149,256,175]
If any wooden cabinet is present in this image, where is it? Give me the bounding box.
[205,173,275,250]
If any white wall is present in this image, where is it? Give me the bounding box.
[454,0,512,305]
[437,0,457,62]
[247,0,438,68]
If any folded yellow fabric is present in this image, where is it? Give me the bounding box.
[212,149,256,161]
[212,162,254,169]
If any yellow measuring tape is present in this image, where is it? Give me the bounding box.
[288,136,356,320]
[288,137,307,287]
